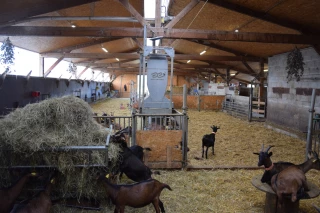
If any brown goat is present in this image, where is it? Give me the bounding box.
[16,173,56,213]
[271,165,309,205]
[98,175,172,213]
[0,172,38,213]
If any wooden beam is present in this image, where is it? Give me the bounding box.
[242,61,257,75]
[118,0,148,28]
[75,62,229,69]
[155,0,162,28]
[43,38,120,53]
[233,77,251,84]
[165,0,199,29]
[78,66,89,78]
[1,27,319,44]
[0,0,100,27]
[132,38,143,49]
[40,52,262,62]
[44,57,64,77]
[190,39,260,58]
[202,0,320,35]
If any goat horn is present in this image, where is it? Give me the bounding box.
[260,144,264,152]
[265,145,274,153]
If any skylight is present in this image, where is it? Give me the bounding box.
[144,0,170,19]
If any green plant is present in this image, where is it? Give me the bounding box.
[286,47,305,82]
[0,37,15,74]
[67,62,77,74]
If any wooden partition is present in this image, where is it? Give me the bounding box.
[136,130,183,168]
[169,95,225,110]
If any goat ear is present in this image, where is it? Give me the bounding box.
[268,152,273,157]
[253,152,260,155]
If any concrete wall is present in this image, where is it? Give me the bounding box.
[267,47,320,132]
[0,75,108,115]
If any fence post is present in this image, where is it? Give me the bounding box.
[248,87,253,122]
[306,89,316,160]
[132,109,137,146]
[182,84,188,168]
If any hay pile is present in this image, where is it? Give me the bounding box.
[0,96,122,199]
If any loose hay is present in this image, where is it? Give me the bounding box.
[0,96,122,199]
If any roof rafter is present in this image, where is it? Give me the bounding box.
[0,0,100,27]
[117,0,147,28]
[202,0,320,35]
[40,52,262,62]
[2,26,319,44]
[165,0,200,29]
[74,62,229,69]
[43,38,120,53]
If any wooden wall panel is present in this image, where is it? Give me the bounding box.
[136,130,183,165]
[169,95,225,110]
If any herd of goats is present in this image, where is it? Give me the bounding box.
[1,122,320,212]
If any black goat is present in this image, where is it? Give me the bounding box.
[253,144,294,184]
[254,145,320,184]
[202,125,220,159]
[129,145,152,162]
[111,134,153,182]
[97,174,172,213]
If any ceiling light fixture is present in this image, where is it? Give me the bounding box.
[264,69,268,72]
[200,50,206,55]
[187,60,191,63]
[116,58,119,61]
[235,29,239,33]
[102,47,108,53]
[71,24,76,28]
[230,73,235,76]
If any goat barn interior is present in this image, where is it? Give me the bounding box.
[0,0,320,213]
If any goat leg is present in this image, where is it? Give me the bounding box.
[152,199,161,213]
[159,199,165,213]
[212,146,215,155]
[202,147,205,158]
[206,147,209,159]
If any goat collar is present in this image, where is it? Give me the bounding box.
[265,163,274,171]
[211,132,216,134]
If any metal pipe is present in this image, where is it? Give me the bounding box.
[170,56,174,109]
[182,84,187,113]
[0,16,138,28]
[141,25,147,113]
[306,88,316,160]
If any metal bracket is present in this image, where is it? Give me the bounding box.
[164,47,175,58]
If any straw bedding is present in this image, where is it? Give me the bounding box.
[88,98,320,213]
[1,97,320,212]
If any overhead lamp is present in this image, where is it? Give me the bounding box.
[116,58,119,61]
[200,50,206,55]
[102,47,108,53]
[187,60,191,63]
[235,29,239,33]
[230,73,235,76]
[71,24,76,28]
[264,69,268,72]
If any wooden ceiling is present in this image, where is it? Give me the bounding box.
[0,0,319,84]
